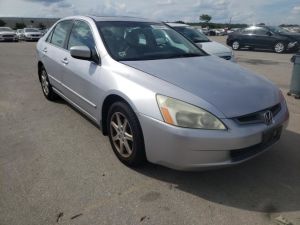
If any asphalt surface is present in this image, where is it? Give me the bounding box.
[1,39,300,225]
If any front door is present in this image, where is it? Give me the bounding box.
[61,20,102,120]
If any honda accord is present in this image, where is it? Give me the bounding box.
[36,16,289,170]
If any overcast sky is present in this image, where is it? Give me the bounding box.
[0,0,299,25]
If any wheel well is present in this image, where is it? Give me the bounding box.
[38,61,44,82]
[101,95,130,135]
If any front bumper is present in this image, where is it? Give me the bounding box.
[24,36,41,41]
[287,42,299,52]
[0,36,18,41]
[138,102,289,170]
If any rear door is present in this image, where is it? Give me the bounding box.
[253,27,274,49]
[240,28,256,46]
[60,20,102,119]
[41,20,73,91]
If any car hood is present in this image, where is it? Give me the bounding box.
[196,41,232,56]
[0,31,15,35]
[279,32,300,41]
[122,56,279,118]
[25,32,42,35]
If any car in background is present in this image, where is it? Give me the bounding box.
[168,23,235,61]
[16,29,24,40]
[23,28,43,41]
[0,27,18,42]
[227,26,300,53]
[214,29,226,36]
[40,29,48,36]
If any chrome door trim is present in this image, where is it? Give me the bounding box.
[52,87,98,122]
[48,74,97,108]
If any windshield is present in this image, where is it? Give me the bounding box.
[24,28,39,32]
[172,26,210,43]
[97,21,206,61]
[268,26,287,33]
[0,27,13,32]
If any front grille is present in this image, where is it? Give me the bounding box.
[3,35,14,38]
[230,126,282,162]
[234,103,281,125]
[220,55,232,60]
[30,34,40,37]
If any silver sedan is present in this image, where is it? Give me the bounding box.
[36,16,289,170]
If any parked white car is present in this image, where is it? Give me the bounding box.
[168,23,235,61]
[16,29,24,40]
[0,27,18,42]
[23,28,43,41]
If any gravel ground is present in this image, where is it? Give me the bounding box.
[0,39,300,225]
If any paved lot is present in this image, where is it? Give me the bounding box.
[0,39,300,225]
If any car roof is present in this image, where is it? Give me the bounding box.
[87,15,159,23]
[166,23,189,27]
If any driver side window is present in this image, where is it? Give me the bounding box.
[68,20,96,50]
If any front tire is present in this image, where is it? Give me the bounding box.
[231,40,240,50]
[40,67,57,101]
[274,42,285,53]
[107,102,146,167]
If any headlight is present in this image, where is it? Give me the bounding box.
[156,95,226,130]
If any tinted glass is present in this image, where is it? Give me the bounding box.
[242,28,255,34]
[50,20,73,48]
[173,26,210,43]
[97,21,205,61]
[255,28,268,35]
[68,20,95,50]
[46,29,54,42]
[268,26,286,33]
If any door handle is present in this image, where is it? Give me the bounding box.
[61,58,69,65]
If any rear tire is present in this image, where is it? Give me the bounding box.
[107,101,146,167]
[274,42,285,53]
[232,40,240,50]
[40,66,58,101]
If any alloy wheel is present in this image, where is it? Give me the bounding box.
[41,70,49,96]
[274,43,284,53]
[232,41,240,50]
[110,112,134,158]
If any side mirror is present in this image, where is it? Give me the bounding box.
[70,46,91,60]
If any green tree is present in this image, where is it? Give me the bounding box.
[199,14,212,23]
[0,19,6,26]
[38,23,46,29]
[14,23,26,30]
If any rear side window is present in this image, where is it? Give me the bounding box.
[255,28,268,35]
[67,20,95,50]
[50,20,73,48]
[242,28,255,34]
[46,29,53,42]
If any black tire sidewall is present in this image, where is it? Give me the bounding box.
[40,67,56,101]
[107,101,146,166]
